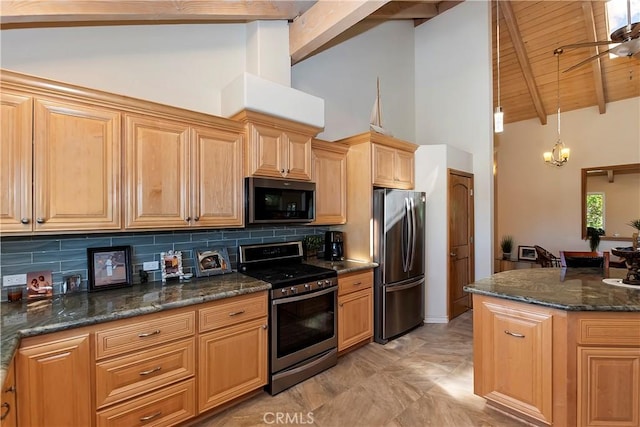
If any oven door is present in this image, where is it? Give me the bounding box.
[271,286,337,373]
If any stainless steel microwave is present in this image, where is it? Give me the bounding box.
[245,177,315,225]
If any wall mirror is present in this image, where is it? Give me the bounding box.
[581,163,640,241]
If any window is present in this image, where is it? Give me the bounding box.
[586,192,605,230]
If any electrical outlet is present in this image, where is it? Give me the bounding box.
[143,261,159,271]
[3,274,27,287]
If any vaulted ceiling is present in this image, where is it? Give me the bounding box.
[2,1,639,126]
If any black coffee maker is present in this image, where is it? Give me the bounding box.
[324,231,344,261]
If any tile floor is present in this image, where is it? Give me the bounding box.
[194,311,526,427]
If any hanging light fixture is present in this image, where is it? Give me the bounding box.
[494,0,504,133]
[544,48,570,166]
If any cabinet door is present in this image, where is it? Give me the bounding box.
[0,91,32,233]
[577,346,640,427]
[17,334,91,427]
[371,143,396,187]
[1,358,17,427]
[246,122,284,178]
[476,300,553,424]
[191,126,243,227]
[312,144,347,224]
[394,150,415,189]
[338,287,373,352]
[283,131,312,181]
[198,317,268,413]
[124,115,190,228]
[33,98,121,231]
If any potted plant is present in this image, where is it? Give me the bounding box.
[500,235,514,260]
[628,219,640,250]
[302,235,324,259]
[585,227,605,251]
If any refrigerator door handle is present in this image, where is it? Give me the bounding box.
[403,198,411,272]
[408,197,417,270]
[385,278,424,293]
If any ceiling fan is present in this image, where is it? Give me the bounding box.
[555,0,640,73]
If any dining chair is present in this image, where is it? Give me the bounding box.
[534,245,561,267]
[559,251,610,277]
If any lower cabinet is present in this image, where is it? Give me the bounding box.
[337,270,373,352]
[17,333,92,427]
[1,358,17,427]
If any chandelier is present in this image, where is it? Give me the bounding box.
[544,48,570,166]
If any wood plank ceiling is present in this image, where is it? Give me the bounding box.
[1,1,638,126]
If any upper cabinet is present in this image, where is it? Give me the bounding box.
[123,115,244,229]
[232,110,322,181]
[312,139,348,225]
[1,86,122,234]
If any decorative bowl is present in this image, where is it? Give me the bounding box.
[611,248,640,285]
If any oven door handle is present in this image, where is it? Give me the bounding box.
[272,286,336,305]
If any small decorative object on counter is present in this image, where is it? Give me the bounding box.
[63,274,82,293]
[500,235,514,260]
[26,270,53,299]
[611,247,640,285]
[161,250,183,281]
[7,286,22,302]
[302,235,324,259]
[193,247,231,277]
[628,219,640,250]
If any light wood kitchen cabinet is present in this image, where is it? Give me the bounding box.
[124,114,243,229]
[312,139,348,225]
[1,87,121,233]
[1,358,17,427]
[198,292,268,413]
[17,332,92,427]
[232,110,321,180]
[474,297,553,425]
[338,270,374,353]
[372,143,414,189]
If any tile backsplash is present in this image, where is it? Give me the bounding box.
[0,226,328,301]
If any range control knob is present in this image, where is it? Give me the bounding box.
[290,287,297,294]
[280,288,288,295]
[317,281,324,288]
[325,280,332,286]
[304,283,311,290]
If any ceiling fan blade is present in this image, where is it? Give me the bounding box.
[558,40,617,50]
[563,48,613,73]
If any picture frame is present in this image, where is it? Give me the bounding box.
[26,270,53,299]
[87,246,133,292]
[63,274,82,294]
[194,247,232,277]
[161,250,184,281]
[518,245,538,262]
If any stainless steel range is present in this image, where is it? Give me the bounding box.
[238,241,338,395]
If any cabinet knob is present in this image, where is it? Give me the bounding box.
[286,169,290,174]
[262,324,268,330]
[185,216,191,222]
[194,216,200,222]
[281,169,285,173]
[20,218,30,224]
[36,217,45,224]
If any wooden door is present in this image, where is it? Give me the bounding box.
[312,141,347,225]
[17,334,92,427]
[191,126,243,227]
[245,122,284,178]
[198,318,268,413]
[124,114,190,229]
[1,91,32,233]
[283,131,312,181]
[448,169,474,319]
[33,98,121,232]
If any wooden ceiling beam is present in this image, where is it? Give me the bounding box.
[500,0,547,125]
[370,2,438,20]
[581,1,606,114]
[0,1,307,25]
[289,0,389,64]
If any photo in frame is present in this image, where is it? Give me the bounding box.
[87,246,133,292]
[518,245,538,262]
[161,250,183,281]
[63,274,82,294]
[194,247,232,277]
[26,270,53,299]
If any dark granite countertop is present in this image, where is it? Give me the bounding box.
[304,258,378,274]
[464,268,640,311]
[0,272,269,386]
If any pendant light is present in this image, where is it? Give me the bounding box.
[494,0,504,133]
[543,49,570,166]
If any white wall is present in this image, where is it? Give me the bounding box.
[291,21,416,142]
[1,24,246,115]
[414,1,494,281]
[496,96,640,257]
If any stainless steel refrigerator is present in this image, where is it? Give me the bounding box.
[373,189,425,344]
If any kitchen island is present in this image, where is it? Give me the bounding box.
[464,268,640,427]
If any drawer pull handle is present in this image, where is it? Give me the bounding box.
[229,310,246,316]
[353,282,362,285]
[0,403,10,421]
[138,330,161,338]
[504,330,525,338]
[139,366,162,376]
[140,411,162,422]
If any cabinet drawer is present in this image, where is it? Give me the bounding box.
[579,318,640,345]
[199,292,268,333]
[96,379,196,427]
[95,311,195,360]
[96,338,195,409]
[339,270,373,296]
